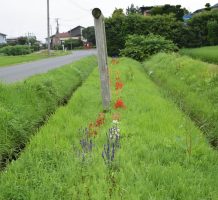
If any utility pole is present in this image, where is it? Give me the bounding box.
[55,18,60,34]
[47,0,51,56]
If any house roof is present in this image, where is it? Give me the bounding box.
[0,33,6,36]
[51,32,71,38]
[68,26,84,37]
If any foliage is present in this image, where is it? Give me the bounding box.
[0,58,217,199]
[120,34,178,61]
[187,10,218,47]
[150,4,188,21]
[207,20,218,45]
[144,53,218,147]
[82,26,96,45]
[112,8,125,18]
[105,14,188,56]
[0,56,97,169]
[0,45,32,56]
[180,46,218,64]
[205,3,211,11]
[64,39,83,50]
[126,4,141,15]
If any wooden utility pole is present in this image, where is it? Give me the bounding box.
[47,0,51,56]
[92,8,111,111]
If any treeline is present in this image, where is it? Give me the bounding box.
[105,7,218,56]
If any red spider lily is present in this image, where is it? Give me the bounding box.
[115,81,124,90]
[95,113,105,127]
[114,98,126,109]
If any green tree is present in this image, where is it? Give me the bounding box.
[82,26,96,45]
[112,8,125,18]
[150,4,188,21]
[126,4,140,15]
[205,3,211,11]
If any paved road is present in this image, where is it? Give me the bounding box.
[0,49,96,83]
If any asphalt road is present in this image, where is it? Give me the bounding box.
[0,49,96,83]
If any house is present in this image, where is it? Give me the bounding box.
[50,32,72,48]
[68,26,85,40]
[6,37,19,44]
[49,26,85,48]
[140,6,153,16]
[0,33,7,44]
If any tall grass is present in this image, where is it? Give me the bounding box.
[0,58,217,199]
[144,53,218,147]
[180,46,218,65]
[0,56,97,168]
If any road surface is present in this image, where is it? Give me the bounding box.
[0,49,96,83]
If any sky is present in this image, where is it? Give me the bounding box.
[0,0,217,42]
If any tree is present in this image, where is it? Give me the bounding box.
[126,4,140,15]
[82,26,96,45]
[112,8,125,18]
[150,4,188,21]
[205,3,211,11]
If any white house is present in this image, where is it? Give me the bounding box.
[0,33,7,44]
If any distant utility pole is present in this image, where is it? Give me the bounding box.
[92,8,111,111]
[47,0,51,56]
[55,18,60,34]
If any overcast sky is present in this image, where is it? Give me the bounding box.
[0,0,217,42]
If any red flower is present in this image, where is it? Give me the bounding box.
[115,81,124,90]
[95,113,105,127]
[114,98,126,109]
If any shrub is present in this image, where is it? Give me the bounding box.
[0,45,32,56]
[120,34,178,61]
[64,39,83,50]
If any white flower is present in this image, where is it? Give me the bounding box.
[112,120,119,124]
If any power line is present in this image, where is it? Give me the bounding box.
[67,0,91,12]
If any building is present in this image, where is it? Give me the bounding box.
[50,32,72,48]
[140,6,153,16]
[0,33,7,44]
[49,26,85,48]
[68,26,85,40]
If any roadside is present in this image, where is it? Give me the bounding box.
[0,49,96,83]
[0,50,71,67]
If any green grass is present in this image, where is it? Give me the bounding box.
[0,56,97,168]
[0,57,217,199]
[144,53,218,147]
[0,50,71,67]
[180,46,218,65]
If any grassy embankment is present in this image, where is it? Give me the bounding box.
[180,46,218,65]
[0,56,97,169]
[0,58,217,199]
[0,50,70,67]
[144,53,218,147]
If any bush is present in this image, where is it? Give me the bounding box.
[0,45,32,56]
[64,39,83,50]
[105,14,188,56]
[120,34,178,61]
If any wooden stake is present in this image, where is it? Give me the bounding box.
[92,8,111,111]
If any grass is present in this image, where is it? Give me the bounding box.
[144,53,218,147]
[0,50,71,67]
[0,57,217,199]
[180,46,218,65]
[0,56,97,169]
